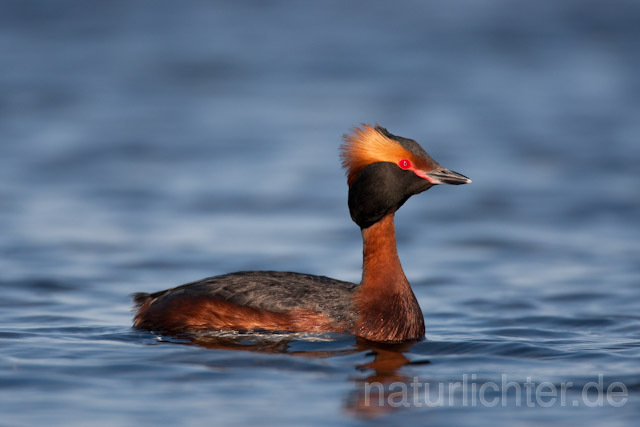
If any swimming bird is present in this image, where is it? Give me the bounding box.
[132,124,470,342]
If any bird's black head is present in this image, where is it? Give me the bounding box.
[341,124,471,229]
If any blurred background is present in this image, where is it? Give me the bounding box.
[1,1,639,425]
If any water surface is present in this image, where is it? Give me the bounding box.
[1,1,639,425]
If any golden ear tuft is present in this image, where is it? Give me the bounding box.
[340,124,412,185]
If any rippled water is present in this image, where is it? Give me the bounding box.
[1,1,639,425]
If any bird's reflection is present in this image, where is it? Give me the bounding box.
[162,332,428,418]
[346,339,428,417]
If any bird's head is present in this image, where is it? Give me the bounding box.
[341,124,471,229]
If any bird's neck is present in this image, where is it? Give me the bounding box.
[355,213,425,341]
[360,214,408,291]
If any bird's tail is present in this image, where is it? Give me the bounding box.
[131,292,153,309]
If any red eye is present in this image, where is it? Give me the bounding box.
[398,159,411,170]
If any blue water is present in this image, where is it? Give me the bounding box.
[1,1,639,425]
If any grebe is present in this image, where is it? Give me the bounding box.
[132,124,470,342]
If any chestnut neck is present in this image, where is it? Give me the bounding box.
[355,213,425,341]
[360,213,410,292]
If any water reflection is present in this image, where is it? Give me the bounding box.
[166,333,424,418]
[346,340,423,418]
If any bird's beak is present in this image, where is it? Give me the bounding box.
[424,168,472,185]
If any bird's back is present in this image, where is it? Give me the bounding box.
[133,271,358,333]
